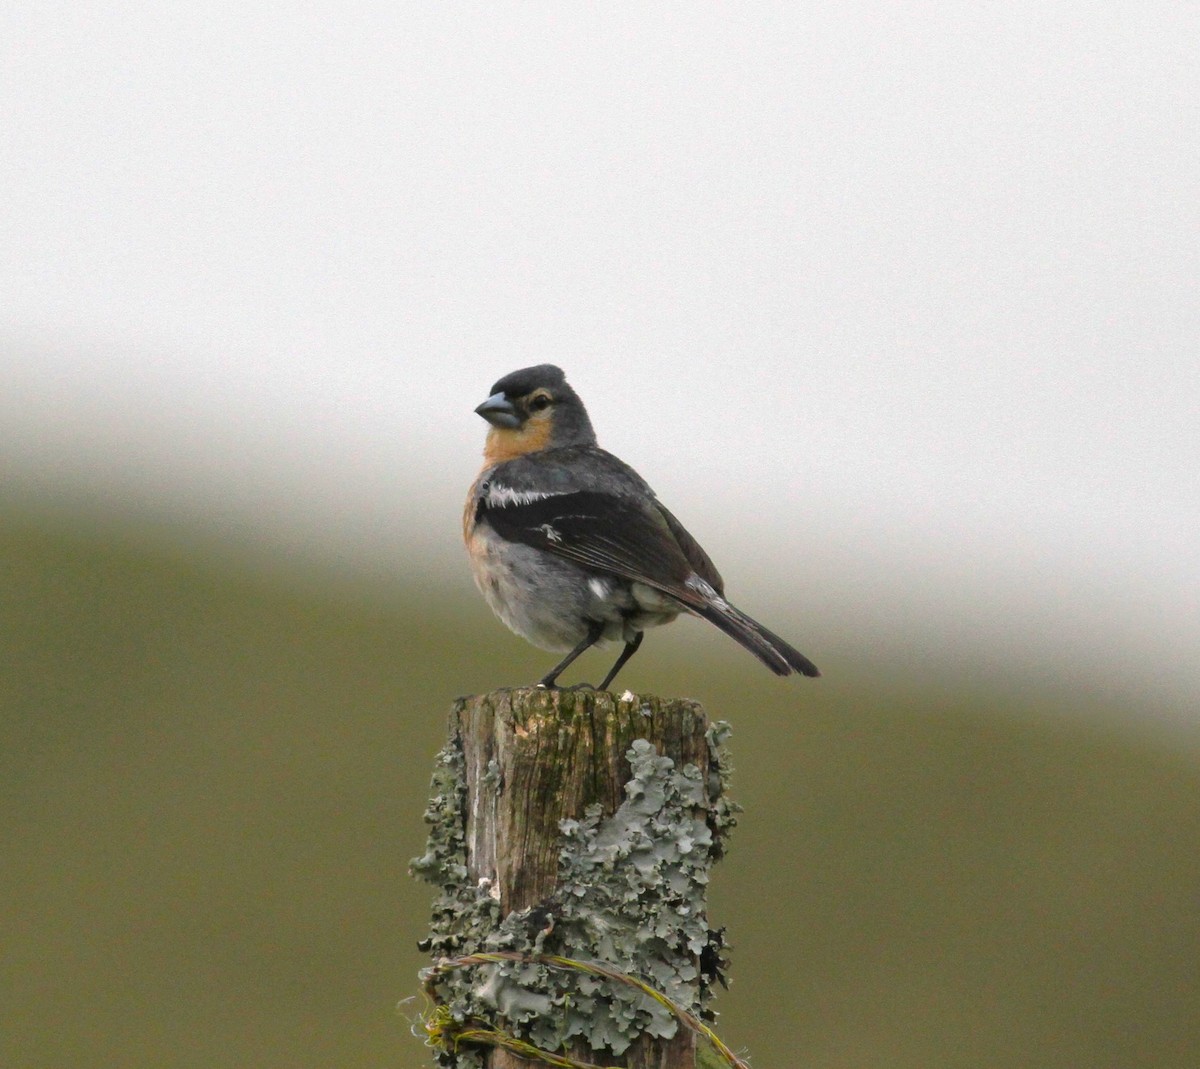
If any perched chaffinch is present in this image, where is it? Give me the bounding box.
[464,365,819,690]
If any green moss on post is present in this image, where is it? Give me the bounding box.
[412,688,738,1069]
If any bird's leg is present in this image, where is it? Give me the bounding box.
[538,619,605,689]
[597,631,644,692]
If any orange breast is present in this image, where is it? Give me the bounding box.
[463,473,484,544]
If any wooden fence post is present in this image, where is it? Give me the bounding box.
[412,687,738,1068]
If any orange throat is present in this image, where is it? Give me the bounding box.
[483,419,552,463]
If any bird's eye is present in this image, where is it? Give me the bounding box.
[528,393,552,412]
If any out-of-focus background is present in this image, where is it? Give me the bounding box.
[3,5,1198,1068]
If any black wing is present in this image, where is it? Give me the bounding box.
[655,502,724,595]
[478,489,710,609]
[477,480,820,679]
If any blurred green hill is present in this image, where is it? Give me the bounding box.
[3,500,1198,1068]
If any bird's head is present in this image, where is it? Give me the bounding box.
[475,364,596,461]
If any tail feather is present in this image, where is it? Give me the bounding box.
[696,599,820,678]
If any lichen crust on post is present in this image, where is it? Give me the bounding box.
[411,688,738,1068]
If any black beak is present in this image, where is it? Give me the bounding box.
[475,392,522,429]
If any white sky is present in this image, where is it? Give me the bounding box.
[3,4,1198,713]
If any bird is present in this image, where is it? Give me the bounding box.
[464,364,820,690]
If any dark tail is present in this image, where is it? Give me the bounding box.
[696,599,821,678]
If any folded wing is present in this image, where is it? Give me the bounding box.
[477,486,819,678]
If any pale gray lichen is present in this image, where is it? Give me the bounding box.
[481,757,501,790]
[410,743,501,968]
[706,720,740,856]
[412,723,738,1066]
